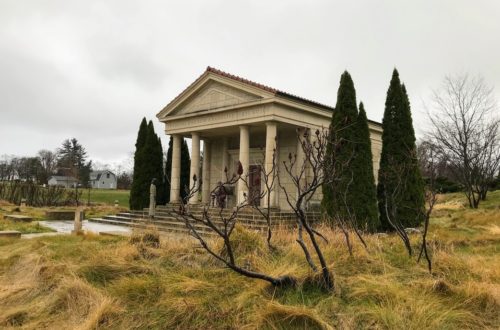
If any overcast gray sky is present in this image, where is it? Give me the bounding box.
[1,0,499,168]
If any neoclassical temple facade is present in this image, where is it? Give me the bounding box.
[157,67,382,210]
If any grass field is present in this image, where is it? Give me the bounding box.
[84,189,130,208]
[0,191,498,329]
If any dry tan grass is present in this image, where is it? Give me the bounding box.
[0,192,499,329]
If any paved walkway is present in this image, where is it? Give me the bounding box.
[39,220,132,234]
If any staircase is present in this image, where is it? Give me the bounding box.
[88,204,321,237]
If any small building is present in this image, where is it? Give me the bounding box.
[48,176,78,188]
[156,67,383,210]
[90,170,117,189]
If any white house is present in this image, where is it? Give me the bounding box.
[48,176,78,188]
[90,170,117,189]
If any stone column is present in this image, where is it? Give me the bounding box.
[202,140,211,205]
[238,125,250,204]
[221,137,229,181]
[170,134,182,203]
[264,122,278,208]
[296,128,310,210]
[189,132,201,204]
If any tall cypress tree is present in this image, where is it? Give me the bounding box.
[130,118,148,210]
[322,71,359,223]
[129,119,166,210]
[350,102,380,231]
[156,136,167,205]
[377,69,425,230]
[180,138,191,201]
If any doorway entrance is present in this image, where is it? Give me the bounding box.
[248,165,261,206]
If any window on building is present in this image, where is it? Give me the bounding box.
[106,173,110,179]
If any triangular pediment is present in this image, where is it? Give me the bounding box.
[169,80,262,116]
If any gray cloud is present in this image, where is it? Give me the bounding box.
[1,0,499,163]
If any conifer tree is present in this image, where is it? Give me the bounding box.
[130,118,148,210]
[156,136,167,205]
[322,71,359,222]
[180,138,191,201]
[350,103,379,231]
[129,119,166,209]
[377,69,425,230]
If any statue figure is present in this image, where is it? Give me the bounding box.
[149,178,157,218]
[215,181,227,208]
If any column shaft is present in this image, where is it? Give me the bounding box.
[202,140,211,205]
[238,126,250,204]
[170,135,181,203]
[189,132,201,204]
[264,122,278,208]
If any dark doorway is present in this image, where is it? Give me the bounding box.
[248,165,261,206]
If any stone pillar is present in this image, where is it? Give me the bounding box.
[170,134,182,203]
[238,125,250,204]
[189,132,201,204]
[264,122,278,208]
[296,128,308,208]
[221,138,229,181]
[72,207,84,235]
[202,140,211,205]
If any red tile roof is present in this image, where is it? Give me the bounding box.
[206,66,335,111]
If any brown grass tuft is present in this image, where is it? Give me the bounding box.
[255,301,333,330]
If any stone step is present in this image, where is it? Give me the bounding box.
[102,214,274,232]
[113,213,297,229]
[88,218,216,237]
[91,204,316,239]
[0,230,22,238]
[133,209,315,223]
[5,214,33,222]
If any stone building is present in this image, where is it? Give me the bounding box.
[157,67,382,211]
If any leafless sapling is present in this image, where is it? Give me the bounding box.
[175,168,296,288]
[278,128,339,291]
[428,73,500,208]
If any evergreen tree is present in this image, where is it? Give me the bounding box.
[180,139,191,201]
[350,103,380,231]
[130,118,148,210]
[142,121,166,206]
[377,69,425,230]
[57,138,92,186]
[322,71,359,223]
[155,136,167,205]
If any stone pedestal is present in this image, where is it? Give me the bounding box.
[72,208,84,235]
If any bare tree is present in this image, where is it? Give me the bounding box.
[428,74,500,208]
[278,128,344,291]
[175,167,296,288]
[239,143,279,250]
[37,149,58,184]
